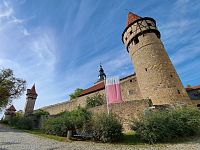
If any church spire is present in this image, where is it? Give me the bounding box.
[98,63,106,82]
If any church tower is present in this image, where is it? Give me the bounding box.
[122,12,190,105]
[24,84,38,116]
[98,64,106,82]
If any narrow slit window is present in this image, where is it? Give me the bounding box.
[134,37,139,45]
[145,68,147,72]
[177,90,180,94]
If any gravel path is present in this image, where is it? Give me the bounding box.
[0,124,200,150]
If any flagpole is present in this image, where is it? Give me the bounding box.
[104,78,110,114]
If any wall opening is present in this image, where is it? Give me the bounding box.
[147,23,152,26]
[170,75,173,78]
[130,80,132,82]
[145,68,147,72]
[177,90,180,94]
[128,90,134,95]
[133,37,139,45]
[130,30,133,34]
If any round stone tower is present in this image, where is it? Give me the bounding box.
[122,12,190,105]
[24,84,38,116]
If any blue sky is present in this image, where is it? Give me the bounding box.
[0,0,200,114]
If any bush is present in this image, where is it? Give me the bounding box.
[0,119,8,124]
[89,113,122,142]
[44,107,91,136]
[132,107,200,143]
[70,107,91,129]
[44,117,66,136]
[33,109,49,117]
[69,88,83,100]
[86,94,104,109]
[9,115,20,126]
[16,117,33,130]
[6,115,33,130]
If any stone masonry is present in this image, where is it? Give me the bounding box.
[122,12,190,105]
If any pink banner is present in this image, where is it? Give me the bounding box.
[106,77,123,104]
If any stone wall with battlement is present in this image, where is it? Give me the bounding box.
[88,99,150,131]
[42,75,143,115]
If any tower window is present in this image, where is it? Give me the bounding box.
[177,90,180,94]
[130,30,133,34]
[145,68,147,72]
[125,37,128,41]
[130,80,132,82]
[170,75,173,78]
[147,23,152,26]
[128,90,134,95]
[133,37,139,45]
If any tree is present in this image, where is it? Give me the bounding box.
[69,88,83,100]
[0,69,26,111]
[86,94,104,109]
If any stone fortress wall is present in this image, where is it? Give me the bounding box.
[42,75,142,115]
[41,12,200,130]
[42,75,149,130]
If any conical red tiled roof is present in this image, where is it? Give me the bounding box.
[6,105,16,111]
[126,12,141,27]
[30,84,37,94]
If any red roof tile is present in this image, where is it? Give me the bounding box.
[30,84,37,94]
[79,81,105,97]
[126,12,141,27]
[6,105,16,111]
[78,74,136,97]
[186,85,200,91]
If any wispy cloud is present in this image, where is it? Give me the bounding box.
[0,0,200,116]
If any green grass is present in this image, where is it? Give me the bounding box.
[24,129,69,142]
[17,128,200,146]
[119,131,143,145]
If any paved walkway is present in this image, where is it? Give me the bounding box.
[0,124,200,150]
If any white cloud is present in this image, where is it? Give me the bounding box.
[0,0,59,114]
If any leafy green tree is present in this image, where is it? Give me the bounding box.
[33,109,50,117]
[69,88,83,100]
[0,69,26,111]
[86,94,104,108]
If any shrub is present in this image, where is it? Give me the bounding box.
[69,88,83,100]
[44,117,66,136]
[132,107,200,143]
[33,109,49,117]
[44,107,91,136]
[16,117,33,130]
[8,115,20,126]
[7,115,33,130]
[0,119,8,124]
[90,113,122,142]
[70,107,91,129]
[86,94,104,109]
